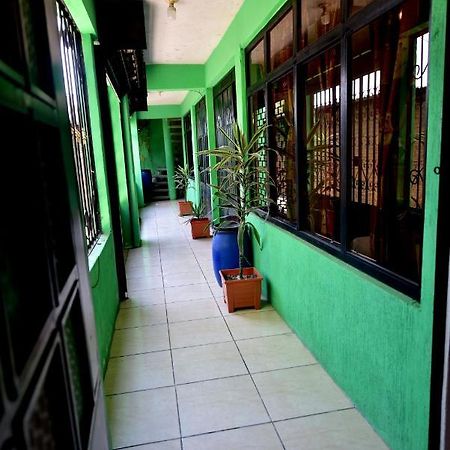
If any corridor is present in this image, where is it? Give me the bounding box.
[105,201,388,450]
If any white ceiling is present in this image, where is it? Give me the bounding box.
[144,0,244,64]
[147,90,189,105]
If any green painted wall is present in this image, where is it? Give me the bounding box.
[121,96,141,248]
[147,0,448,449]
[82,34,112,233]
[147,64,205,90]
[81,33,120,375]
[138,119,167,174]
[89,235,119,375]
[162,118,177,200]
[130,114,145,207]
[65,0,96,34]
[108,84,133,248]
[138,105,182,120]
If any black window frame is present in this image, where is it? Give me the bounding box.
[57,0,101,252]
[246,0,431,299]
[184,111,194,175]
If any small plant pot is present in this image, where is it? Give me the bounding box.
[178,201,193,216]
[190,218,211,239]
[219,267,263,313]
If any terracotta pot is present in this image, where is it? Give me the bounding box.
[178,200,193,216]
[219,267,263,313]
[190,218,211,239]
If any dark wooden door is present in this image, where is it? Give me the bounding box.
[0,0,109,448]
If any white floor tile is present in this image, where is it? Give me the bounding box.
[127,275,163,291]
[275,409,389,449]
[116,305,167,329]
[110,324,170,357]
[253,365,353,421]
[183,423,283,450]
[122,440,181,450]
[237,333,317,373]
[121,288,166,307]
[177,375,269,436]
[163,271,206,287]
[166,299,220,323]
[105,351,173,394]
[165,283,214,302]
[106,387,180,448]
[172,341,247,384]
[225,310,291,340]
[169,317,232,349]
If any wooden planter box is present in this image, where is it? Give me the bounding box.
[220,267,263,313]
[178,200,193,216]
[190,218,211,239]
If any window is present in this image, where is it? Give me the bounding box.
[269,72,297,223]
[302,46,340,240]
[196,98,210,214]
[247,0,430,296]
[214,73,237,217]
[57,0,100,251]
[184,112,194,173]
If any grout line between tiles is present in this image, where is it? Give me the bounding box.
[212,281,287,450]
[156,208,184,450]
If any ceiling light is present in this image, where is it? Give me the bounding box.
[167,0,178,20]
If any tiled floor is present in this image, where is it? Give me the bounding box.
[105,201,389,450]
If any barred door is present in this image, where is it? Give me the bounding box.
[0,0,108,448]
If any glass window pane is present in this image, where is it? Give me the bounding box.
[249,39,265,86]
[270,10,293,71]
[350,0,375,17]
[269,72,297,224]
[303,47,341,241]
[250,91,268,208]
[348,0,429,283]
[300,0,340,48]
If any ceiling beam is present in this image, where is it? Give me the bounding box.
[146,64,206,90]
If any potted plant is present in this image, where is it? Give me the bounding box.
[188,202,211,239]
[174,165,193,216]
[199,123,274,313]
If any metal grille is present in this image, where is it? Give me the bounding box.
[196,98,210,214]
[56,0,100,251]
[270,72,296,223]
[184,112,194,172]
[215,81,237,218]
[252,98,268,207]
[410,31,428,210]
[351,70,380,205]
[311,86,340,199]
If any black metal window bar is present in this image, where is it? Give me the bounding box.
[214,80,237,218]
[56,0,100,251]
[249,92,269,208]
[196,98,211,216]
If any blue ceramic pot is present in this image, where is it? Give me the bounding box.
[212,225,239,287]
[141,169,153,203]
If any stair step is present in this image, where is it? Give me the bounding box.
[152,196,170,201]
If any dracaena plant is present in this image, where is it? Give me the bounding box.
[199,122,274,279]
[174,165,192,201]
[191,201,206,220]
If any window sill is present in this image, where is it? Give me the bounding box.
[88,234,110,272]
